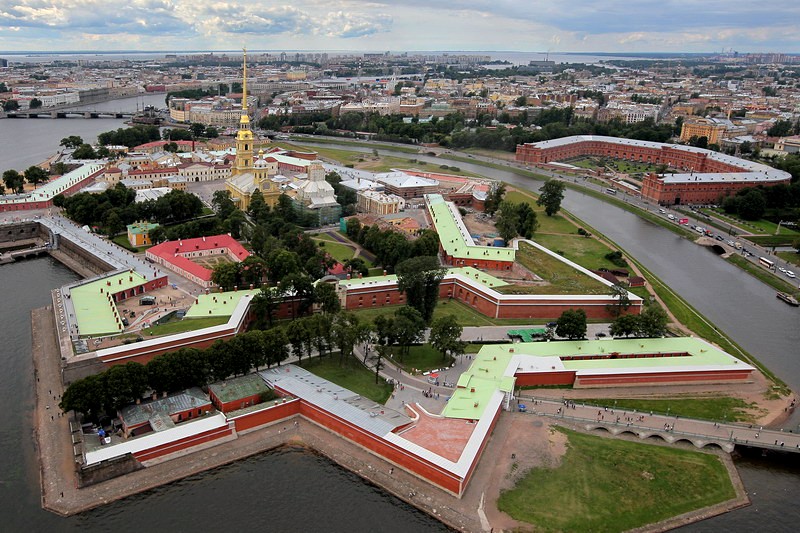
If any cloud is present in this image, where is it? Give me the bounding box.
[0,0,797,52]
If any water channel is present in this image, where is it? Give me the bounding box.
[1,107,799,530]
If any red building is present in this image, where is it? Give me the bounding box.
[208,374,272,413]
[516,135,791,205]
[146,234,250,288]
[117,388,212,438]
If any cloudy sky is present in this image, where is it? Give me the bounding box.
[0,1,798,53]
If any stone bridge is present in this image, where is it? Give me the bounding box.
[517,395,800,454]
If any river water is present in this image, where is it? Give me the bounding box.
[2,108,799,530]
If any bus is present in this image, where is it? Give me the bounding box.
[605,188,617,195]
[759,257,774,269]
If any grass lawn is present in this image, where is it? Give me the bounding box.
[351,300,550,327]
[288,136,421,154]
[315,239,356,263]
[506,242,608,295]
[312,232,340,243]
[533,234,622,272]
[579,396,763,423]
[112,234,139,252]
[143,316,228,336]
[303,354,392,404]
[390,344,453,373]
[726,255,798,295]
[497,427,736,533]
[504,189,579,234]
[462,147,518,161]
[704,208,800,236]
[744,235,798,247]
[777,251,800,267]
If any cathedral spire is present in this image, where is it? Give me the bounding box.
[241,47,248,116]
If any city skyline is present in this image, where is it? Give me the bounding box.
[0,1,798,54]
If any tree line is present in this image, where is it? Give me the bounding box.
[344,217,440,271]
[54,184,204,236]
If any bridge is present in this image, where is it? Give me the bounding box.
[0,244,50,264]
[2,110,134,119]
[517,396,800,454]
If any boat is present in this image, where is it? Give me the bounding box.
[776,292,800,306]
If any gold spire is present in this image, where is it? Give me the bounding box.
[242,47,248,115]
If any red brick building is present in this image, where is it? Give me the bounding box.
[516,135,791,205]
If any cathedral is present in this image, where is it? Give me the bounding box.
[225,49,281,212]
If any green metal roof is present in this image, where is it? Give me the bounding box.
[184,289,260,318]
[476,337,749,371]
[127,222,160,235]
[442,348,516,421]
[426,194,516,262]
[208,374,270,403]
[70,271,149,337]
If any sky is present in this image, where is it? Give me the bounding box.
[0,1,798,54]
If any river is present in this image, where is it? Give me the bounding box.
[2,111,799,530]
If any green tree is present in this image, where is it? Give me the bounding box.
[286,319,311,366]
[72,144,98,159]
[737,189,766,220]
[537,179,566,216]
[609,314,640,338]
[392,306,426,362]
[2,99,19,112]
[484,182,506,216]
[606,284,632,318]
[332,312,370,366]
[429,314,466,363]
[2,169,24,194]
[314,281,341,314]
[51,162,70,175]
[59,374,105,420]
[252,286,281,328]
[396,256,447,323]
[60,136,84,149]
[262,326,290,367]
[190,122,206,138]
[24,165,49,186]
[29,98,43,109]
[555,309,587,340]
[495,201,521,243]
[636,305,669,338]
[211,262,241,290]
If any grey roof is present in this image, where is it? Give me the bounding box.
[260,365,410,436]
[119,387,210,427]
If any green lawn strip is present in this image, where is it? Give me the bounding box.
[777,251,800,267]
[462,147,518,161]
[312,232,339,243]
[351,301,548,327]
[506,242,608,295]
[578,396,762,423]
[303,354,392,404]
[288,136,420,154]
[727,255,798,295]
[367,267,384,276]
[389,344,453,373]
[314,239,357,263]
[744,235,798,247]
[464,343,484,353]
[498,427,736,533]
[704,208,800,236]
[143,316,228,336]
[533,234,623,272]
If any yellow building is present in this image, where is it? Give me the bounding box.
[225,49,281,211]
[127,221,159,248]
[680,118,727,145]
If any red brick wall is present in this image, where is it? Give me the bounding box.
[515,371,577,387]
[230,399,301,432]
[134,424,234,462]
[575,369,753,387]
[297,400,465,496]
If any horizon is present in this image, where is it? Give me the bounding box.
[0,1,798,54]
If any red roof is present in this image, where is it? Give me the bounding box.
[147,234,250,282]
[327,262,347,276]
[134,140,196,150]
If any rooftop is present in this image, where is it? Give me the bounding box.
[208,374,271,404]
[184,289,260,318]
[426,194,516,262]
[67,270,149,337]
[146,234,250,282]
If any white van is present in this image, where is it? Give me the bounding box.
[667,214,675,220]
